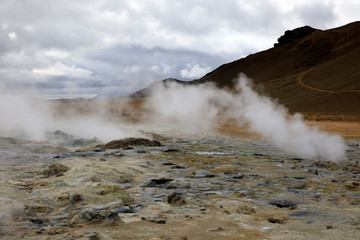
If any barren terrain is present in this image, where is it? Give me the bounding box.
[0,107,360,239]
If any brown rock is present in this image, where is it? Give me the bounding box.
[167,192,186,206]
[41,163,69,177]
[100,137,161,149]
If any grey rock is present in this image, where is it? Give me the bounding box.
[143,178,174,187]
[79,201,124,223]
[308,169,319,175]
[161,162,174,166]
[294,177,306,180]
[24,204,54,216]
[113,206,134,214]
[268,218,285,224]
[195,170,216,178]
[80,208,119,223]
[269,200,297,209]
[88,232,101,240]
[171,165,187,169]
[53,153,73,159]
[164,149,181,153]
[24,217,50,225]
[93,147,105,152]
[74,152,96,158]
[229,173,244,179]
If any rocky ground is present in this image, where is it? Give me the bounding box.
[0,130,360,240]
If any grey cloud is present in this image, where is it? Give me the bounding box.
[86,44,228,79]
[0,29,14,52]
[0,0,356,98]
[0,1,99,51]
[292,2,337,29]
[136,0,282,35]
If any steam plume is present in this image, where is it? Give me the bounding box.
[0,87,138,142]
[233,75,346,162]
[0,74,347,162]
[148,74,346,162]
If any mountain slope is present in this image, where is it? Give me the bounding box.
[193,21,360,115]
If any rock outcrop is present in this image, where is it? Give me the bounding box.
[274,26,317,47]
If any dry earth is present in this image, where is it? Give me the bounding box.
[0,118,360,240]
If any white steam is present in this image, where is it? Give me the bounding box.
[148,74,346,162]
[234,77,346,161]
[0,74,347,162]
[0,87,138,142]
[0,92,49,140]
[148,81,219,129]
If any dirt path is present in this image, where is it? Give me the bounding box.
[257,67,360,94]
[297,70,360,94]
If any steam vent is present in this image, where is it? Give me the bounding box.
[1,3,360,238]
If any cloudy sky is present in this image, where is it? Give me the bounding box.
[0,0,359,98]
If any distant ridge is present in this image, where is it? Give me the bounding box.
[129,78,187,98]
[130,22,360,115]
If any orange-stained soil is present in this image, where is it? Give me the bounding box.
[217,117,360,140]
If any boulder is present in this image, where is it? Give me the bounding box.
[167,192,186,206]
[100,138,161,149]
[274,26,317,47]
[41,163,69,177]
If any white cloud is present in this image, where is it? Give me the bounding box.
[43,49,70,59]
[24,25,33,31]
[150,63,173,75]
[150,65,160,73]
[288,2,336,29]
[123,65,141,74]
[180,64,211,79]
[2,51,25,64]
[32,61,92,78]
[332,0,360,27]
[8,32,17,40]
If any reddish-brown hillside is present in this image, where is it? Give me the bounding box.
[193,21,360,115]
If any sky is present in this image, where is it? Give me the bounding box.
[0,0,359,99]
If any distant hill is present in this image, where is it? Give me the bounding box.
[130,22,360,115]
[129,78,187,98]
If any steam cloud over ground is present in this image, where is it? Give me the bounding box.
[0,86,140,142]
[149,74,347,162]
[0,74,346,162]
